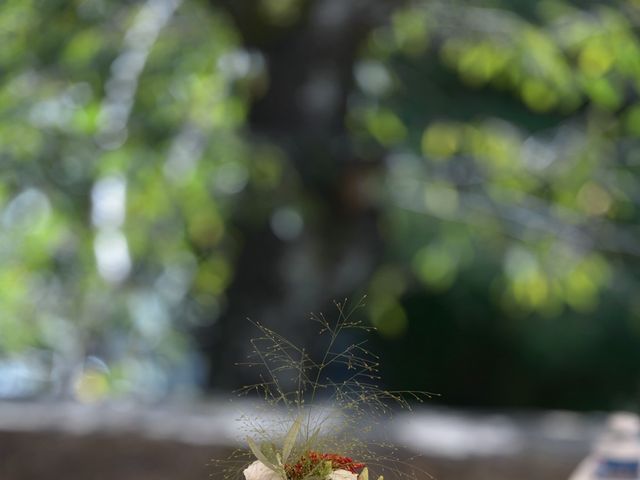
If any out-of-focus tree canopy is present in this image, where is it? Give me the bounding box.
[2,0,640,409]
[0,0,267,400]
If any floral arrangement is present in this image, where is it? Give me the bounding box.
[243,441,368,480]
[215,299,431,480]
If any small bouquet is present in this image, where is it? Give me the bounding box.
[243,419,373,480]
[217,299,430,480]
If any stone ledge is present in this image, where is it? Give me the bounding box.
[0,401,601,479]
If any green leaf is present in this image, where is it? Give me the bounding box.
[303,460,332,480]
[246,437,280,473]
[282,415,302,463]
[307,425,322,449]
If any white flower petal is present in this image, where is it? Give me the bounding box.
[328,469,359,480]
[243,460,282,480]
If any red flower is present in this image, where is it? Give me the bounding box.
[284,451,365,480]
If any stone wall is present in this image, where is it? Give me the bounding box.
[0,402,597,480]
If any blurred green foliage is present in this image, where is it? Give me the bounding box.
[352,0,640,408]
[0,0,288,400]
[3,0,640,408]
[355,1,640,326]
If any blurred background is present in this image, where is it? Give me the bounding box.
[3,0,640,478]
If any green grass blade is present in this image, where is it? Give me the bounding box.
[282,415,302,463]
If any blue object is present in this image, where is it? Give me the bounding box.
[596,458,640,478]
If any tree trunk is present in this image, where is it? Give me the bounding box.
[201,0,395,389]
